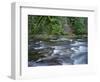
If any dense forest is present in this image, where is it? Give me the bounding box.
[28,15,87,40]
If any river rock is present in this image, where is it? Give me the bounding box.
[36,56,63,65]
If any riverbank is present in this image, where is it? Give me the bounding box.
[28,34,87,41]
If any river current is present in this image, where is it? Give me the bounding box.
[28,37,88,67]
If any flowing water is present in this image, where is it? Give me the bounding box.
[28,37,88,67]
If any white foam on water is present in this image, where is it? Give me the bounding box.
[71,46,87,54]
[79,46,87,52]
[71,41,86,46]
[73,55,87,64]
[34,46,45,49]
[53,49,60,54]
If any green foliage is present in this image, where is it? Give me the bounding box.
[67,17,87,35]
[28,15,87,37]
[28,15,65,35]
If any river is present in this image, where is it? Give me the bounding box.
[28,37,88,67]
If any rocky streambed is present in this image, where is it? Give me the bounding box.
[28,37,88,67]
